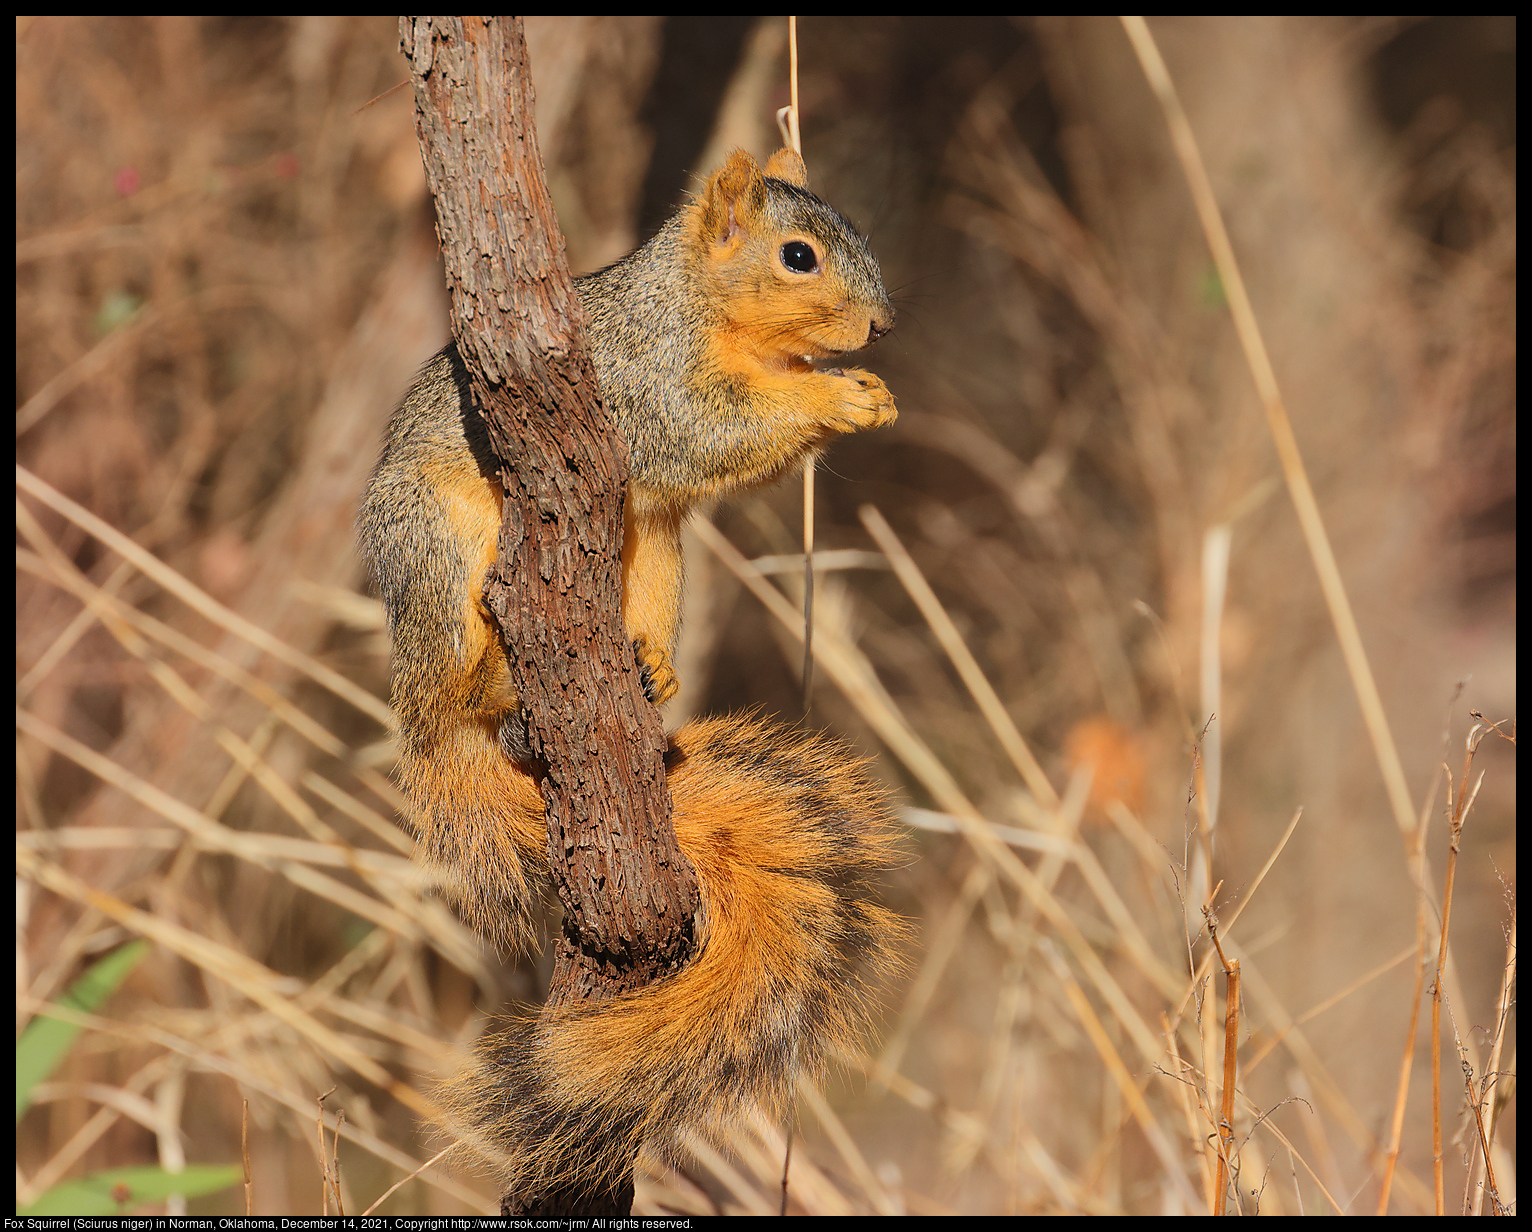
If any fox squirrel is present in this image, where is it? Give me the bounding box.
[359,149,904,1194]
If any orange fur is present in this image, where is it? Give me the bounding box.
[356,147,905,1195]
[439,716,907,1192]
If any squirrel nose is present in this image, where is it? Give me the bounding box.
[867,314,893,345]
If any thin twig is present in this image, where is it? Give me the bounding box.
[1162,1012,1216,1208]
[780,1120,794,1216]
[1206,911,1240,1215]
[1376,765,1440,1213]
[1432,720,1485,1214]
[776,15,816,713]
[1469,909,1514,1216]
[362,1142,463,1217]
[242,1099,252,1216]
[316,1088,336,1215]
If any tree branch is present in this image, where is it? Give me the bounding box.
[400,16,700,1215]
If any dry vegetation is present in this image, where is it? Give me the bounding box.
[16,16,1515,1216]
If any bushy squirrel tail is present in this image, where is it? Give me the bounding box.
[435,712,907,1191]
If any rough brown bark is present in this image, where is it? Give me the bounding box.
[399,16,701,1216]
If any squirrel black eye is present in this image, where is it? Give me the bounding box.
[780,241,818,273]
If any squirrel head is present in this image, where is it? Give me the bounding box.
[689,148,894,365]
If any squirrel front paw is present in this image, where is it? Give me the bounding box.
[633,636,679,706]
[826,368,898,433]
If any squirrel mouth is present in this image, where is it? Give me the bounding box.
[787,351,846,374]
[774,335,861,372]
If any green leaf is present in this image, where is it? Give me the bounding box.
[18,1163,243,1216]
[93,290,143,337]
[16,939,149,1123]
[1197,263,1227,308]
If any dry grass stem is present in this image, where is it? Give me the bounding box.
[1377,766,1441,1213]
[1206,915,1241,1215]
[699,515,1166,1065]
[17,464,391,727]
[798,1078,901,1216]
[17,16,1510,1215]
[1040,941,1196,1209]
[1118,15,1416,841]
[1469,912,1515,1215]
[860,503,1059,808]
[242,1099,252,1216]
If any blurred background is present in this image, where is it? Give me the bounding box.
[16,16,1514,1216]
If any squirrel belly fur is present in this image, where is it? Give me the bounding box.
[358,148,904,1189]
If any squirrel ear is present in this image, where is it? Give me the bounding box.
[763,148,809,188]
[698,149,764,248]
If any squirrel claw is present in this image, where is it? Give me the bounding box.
[828,367,898,432]
[633,637,679,705]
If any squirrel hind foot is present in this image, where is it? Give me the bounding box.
[497,711,536,764]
